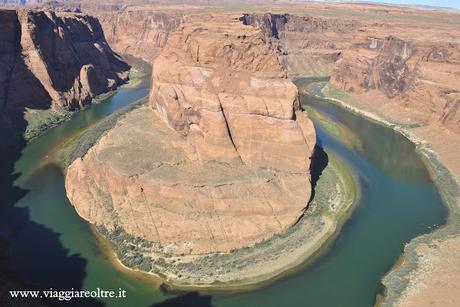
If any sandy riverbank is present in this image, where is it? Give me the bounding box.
[306,82,460,307]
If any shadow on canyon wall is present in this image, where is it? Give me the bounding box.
[309,144,329,203]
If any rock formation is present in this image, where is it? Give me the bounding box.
[97,6,185,62]
[65,16,316,255]
[330,33,460,133]
[241,11,460,134]
[240,13,358,78]
[150,17,316,169]
[0,9,129,134]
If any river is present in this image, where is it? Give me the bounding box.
[0,68,447,306]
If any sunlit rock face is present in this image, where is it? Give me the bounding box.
[0,9,129,120]
[98,7,185,63]
[66,15,316,255]
[0,8,129,166]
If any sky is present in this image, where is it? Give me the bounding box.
[357,0,460,9]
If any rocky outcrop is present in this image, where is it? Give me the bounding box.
[330,33,460,133]
[0,9,129,134]
[150,17,315,170]
[332,36,416,98]
[240,13,359,78]
[66,16,316,255]
[240,11,460,134]
[97,7,184,63]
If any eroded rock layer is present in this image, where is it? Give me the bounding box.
[150,17,315,170]
[240,13,358,78]
[97,6,185,63]
[0,9,128,122]
[241,11,460,134]
[330,34,460,133]
[66,16,316,255]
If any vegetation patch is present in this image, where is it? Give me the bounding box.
[24,106,73,140]
[97,225,155,273]
[65,98,147,167]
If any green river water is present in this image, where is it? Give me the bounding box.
[0,69,446,307]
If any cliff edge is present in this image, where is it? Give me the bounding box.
[0,9,129,140]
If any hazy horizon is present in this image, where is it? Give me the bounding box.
[349,0,460,10]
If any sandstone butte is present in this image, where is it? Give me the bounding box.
[65,16,316,255]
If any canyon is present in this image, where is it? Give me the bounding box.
[94,3,460,217]
[243,11,460,135]
[0,1,459,306]
[95,4,460,136]
[78,2,460,304]
[97,6,184,63]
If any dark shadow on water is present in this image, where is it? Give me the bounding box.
[0,10,105,307]
[0,154,105,307]
[152,292,213,307]
[0,112,102,307]
[0,150,104,307]
[309,144,329,203]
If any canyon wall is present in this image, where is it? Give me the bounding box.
[97,7,185,63]
[330,34,460,133]
[241,12,460,134]
[93,6,460,135]
[66,16,316,255]
[97,9,357,79]
[97,9,358,80]
[0,9,129,136]
[240,13,358,78]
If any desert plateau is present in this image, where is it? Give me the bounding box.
[0,1,459,307]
